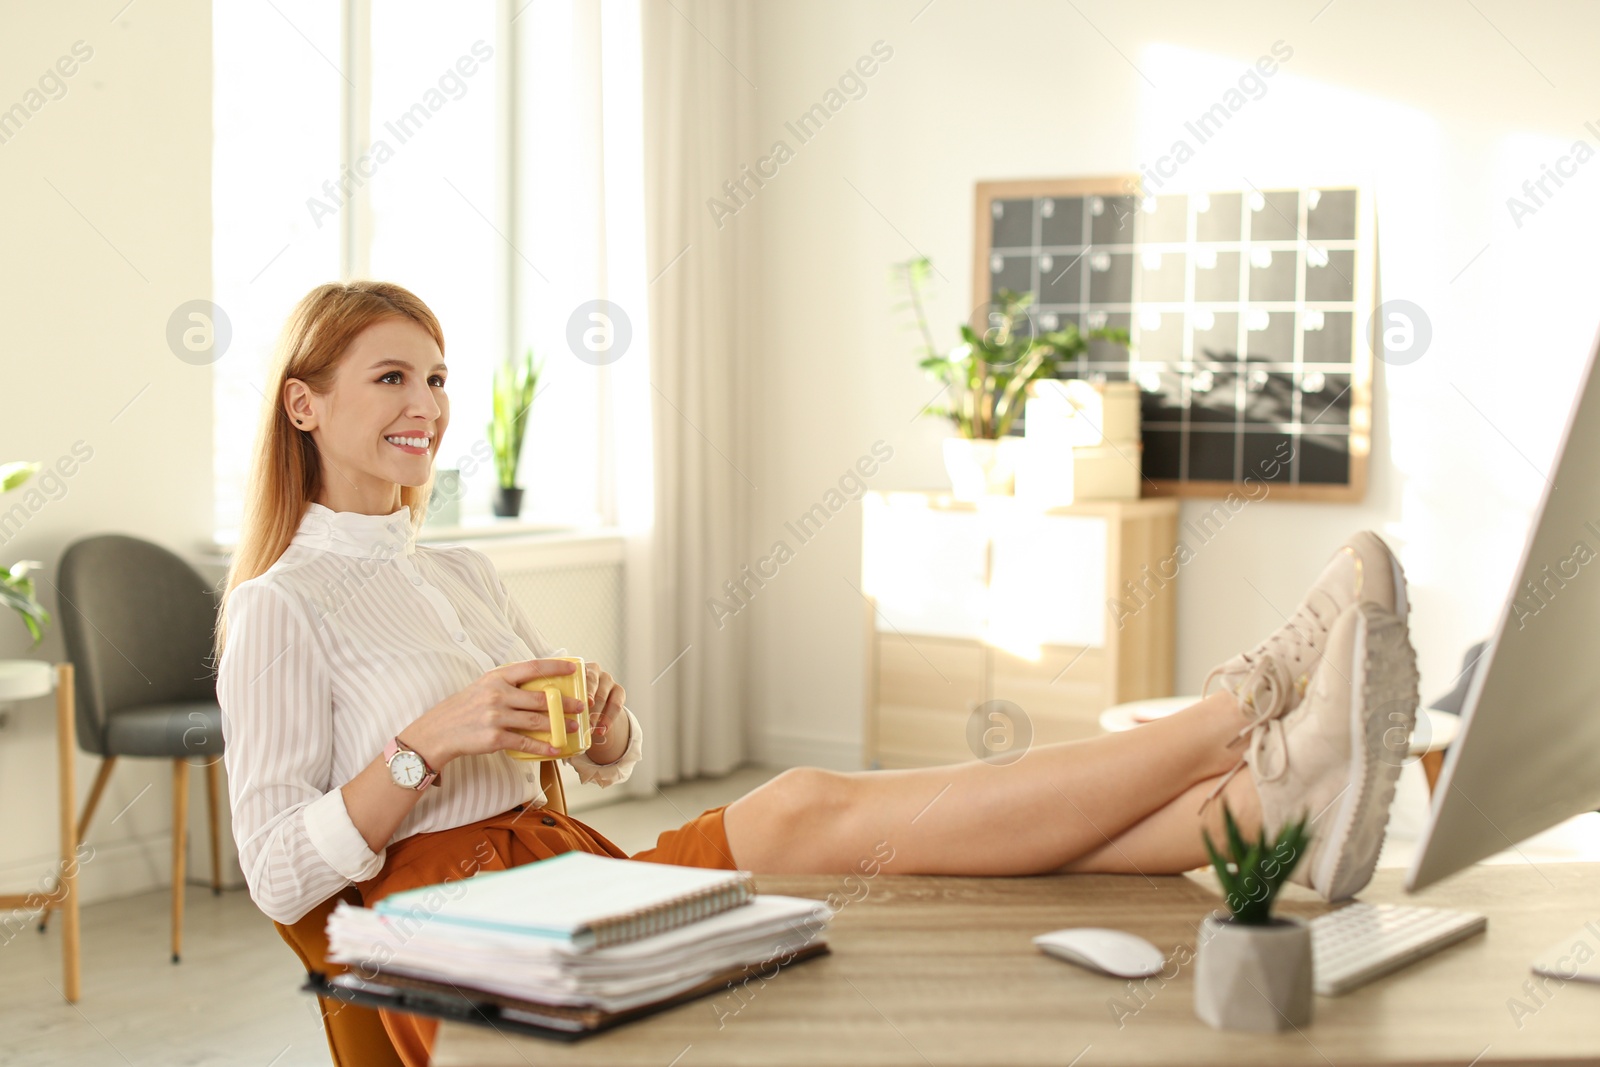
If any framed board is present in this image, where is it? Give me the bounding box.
[972,177,1374,502]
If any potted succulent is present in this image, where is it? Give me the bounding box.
[0,461,49,646]
[893,256,1128,500]
[1194,803,1314,1032]
[489,347,542,518]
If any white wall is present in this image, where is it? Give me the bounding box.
[736,0,1600,767]
[0,1,217,905]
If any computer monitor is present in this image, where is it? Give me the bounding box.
[1407,323,1600,891]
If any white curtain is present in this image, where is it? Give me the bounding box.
[635,0,756,782]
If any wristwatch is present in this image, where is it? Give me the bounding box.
[383,736,440,790]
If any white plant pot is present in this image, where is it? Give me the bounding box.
[1193,914,1313,1032]
[943,437,1026,501]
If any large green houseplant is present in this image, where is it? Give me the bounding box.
[488,347,542,518]
[893,256,1129,498]
[0,461,50,646]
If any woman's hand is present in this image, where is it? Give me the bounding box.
[403,659,586,767]
[582,660,631,764]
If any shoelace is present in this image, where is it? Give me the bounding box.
[1199,653,1295,811]
[1223,584,1341,680]
[1195,581,1348,812]
[1266,601,1326,661]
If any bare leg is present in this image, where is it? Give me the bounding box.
[1056,770,1263,876]
[722,690,1249,875]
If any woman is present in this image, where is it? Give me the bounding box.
[216,281,1418,1064]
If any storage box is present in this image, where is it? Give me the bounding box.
[1019,379,1143,504]
[1071,442,1142,501]
[1024,379,1140,449]
[1015,438,1142,505]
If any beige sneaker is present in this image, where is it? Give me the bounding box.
[1248,600,1419,902]
[1204,531,1408,736]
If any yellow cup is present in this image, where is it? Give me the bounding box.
[506,657,590,761]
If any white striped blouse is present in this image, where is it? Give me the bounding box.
[217,501,643,925]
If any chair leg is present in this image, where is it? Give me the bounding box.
[171,758,188,964]
[205,760,222,895]
[1422,749,1446,795]
[56,663,81,1003]
[77,757,118,844]
[40,755,117,936]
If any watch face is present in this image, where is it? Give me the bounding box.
[391,750,425,788]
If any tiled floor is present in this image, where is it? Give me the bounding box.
[0,764,782,1067]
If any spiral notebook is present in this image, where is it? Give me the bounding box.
[372,851,756,952]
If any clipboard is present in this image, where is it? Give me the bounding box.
[302,939,831,1042]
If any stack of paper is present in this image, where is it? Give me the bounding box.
[323,852,832,1016]
[328,893,830,1013]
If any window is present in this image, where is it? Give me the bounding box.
[213,0,618,542]
[211,0,341,538]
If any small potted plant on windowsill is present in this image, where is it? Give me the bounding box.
[0,461,50,646]
[892,256,1129,500]
[489,347,542,518]
[1194,803,1314,1032]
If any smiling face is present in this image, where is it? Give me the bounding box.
[283,316,450,516]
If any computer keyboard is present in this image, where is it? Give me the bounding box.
[1310,903,1487,995]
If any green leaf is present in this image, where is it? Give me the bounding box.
[1223,804,1251,872]
[1206,800,1314,926]
[1274,815,1310,885]
[489,348,542,489]
[1201,827,1237,901]
[0,461,39,495]
[0,579,49,647]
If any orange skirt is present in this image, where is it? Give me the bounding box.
[352,802,739,1067]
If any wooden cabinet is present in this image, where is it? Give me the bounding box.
[862,491,1179,768]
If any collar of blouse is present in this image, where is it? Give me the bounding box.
[291,501,418,559]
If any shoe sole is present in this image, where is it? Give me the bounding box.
[1310,602,1419,901]
[1386,543,1408,622]
[1350,530,1409,623]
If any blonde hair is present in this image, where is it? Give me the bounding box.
[213,281,446,663]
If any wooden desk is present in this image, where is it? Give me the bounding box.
[434,863,1600,1066]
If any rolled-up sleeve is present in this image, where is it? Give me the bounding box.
[470,549,645,788]
[218,581,385,925]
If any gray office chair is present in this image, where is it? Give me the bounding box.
[1427,640,1487,716]
[44,534,225,963]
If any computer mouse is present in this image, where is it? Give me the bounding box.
[1033,927,1166,978]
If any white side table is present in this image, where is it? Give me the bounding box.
[1099,694,1462,794]
[0,661,81,1002]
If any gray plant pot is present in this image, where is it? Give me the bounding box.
[1193,913,1313,1031]
[493,485,524,518]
